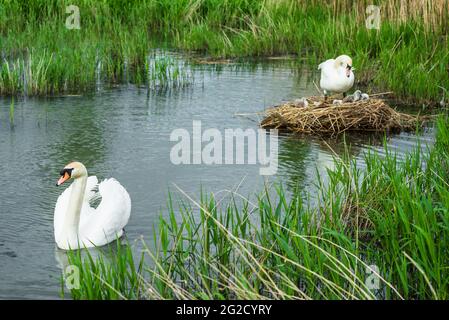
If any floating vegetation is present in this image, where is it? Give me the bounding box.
[261,96,430,135]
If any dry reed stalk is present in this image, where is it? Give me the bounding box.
[302,0,449,31]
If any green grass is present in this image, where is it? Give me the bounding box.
[63,117,449,300]
[0,1,192,95]
[0,0,448,102]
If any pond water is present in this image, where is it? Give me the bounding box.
[0,60,434,299]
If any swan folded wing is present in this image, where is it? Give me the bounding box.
[318,59,333,70]
[84,176,100,204]
[319,60,336,80]
[78,176,100,226]
[79,178,131,247]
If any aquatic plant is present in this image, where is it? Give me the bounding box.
[0,0,448,102]
[64,117,449,300]
[146,53,194,90]
[64,241,145,300]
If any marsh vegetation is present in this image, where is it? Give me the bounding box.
[1,0,447,300]
[0,0,448,102]
[64,118,449,300]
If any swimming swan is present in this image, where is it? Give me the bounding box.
[318,55,355,97]
[54,161,131,250]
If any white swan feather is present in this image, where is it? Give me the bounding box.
[318,55,355,95]
[54,162,131,250]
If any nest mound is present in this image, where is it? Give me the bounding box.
[260,96,426,135]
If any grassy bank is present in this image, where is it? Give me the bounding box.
[1,0,448,102]
[64,117,449,300]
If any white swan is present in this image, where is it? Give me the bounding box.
[318,55,355,97]
[54,161,131,250]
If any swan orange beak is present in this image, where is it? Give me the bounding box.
[56,172,70,186]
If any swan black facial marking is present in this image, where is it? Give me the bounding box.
[59,168,74,177]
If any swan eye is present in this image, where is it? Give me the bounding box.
[59,168,74,177]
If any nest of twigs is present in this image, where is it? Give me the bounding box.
[261,96,427,135]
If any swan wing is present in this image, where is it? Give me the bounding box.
[318,59,336,81]
[318,59,353,93]
[78,176,101,227]
[78,178,131,247]
[318,59,336,92]
[318,59,334,71]
[84,176,100,204]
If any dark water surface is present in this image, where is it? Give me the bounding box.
[0,61,434,298]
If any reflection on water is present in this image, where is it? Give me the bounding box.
[0,60,434,298]
[277,128,434,192]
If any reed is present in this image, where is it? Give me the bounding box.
[63,241,145,300]
[0,0,447,102]
[146,53,195,90]
[64,116,449,300]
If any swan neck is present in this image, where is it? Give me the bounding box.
[63,176,87,243]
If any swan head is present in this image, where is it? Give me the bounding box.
[56,161,87,186]
[335,55,353,78]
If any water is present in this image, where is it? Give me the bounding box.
[0,60,434,299]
